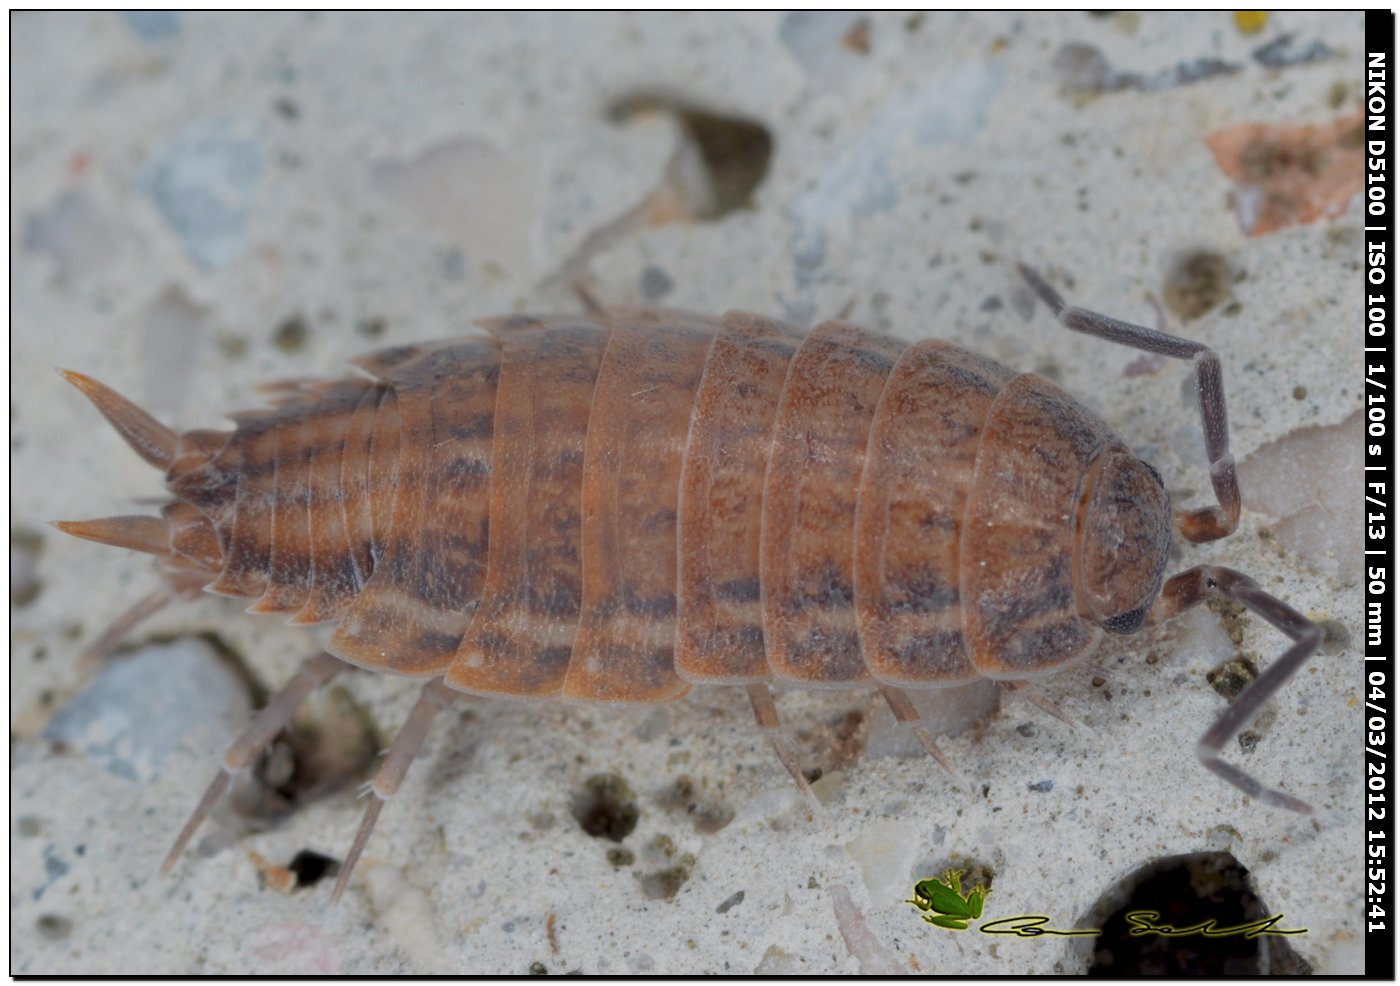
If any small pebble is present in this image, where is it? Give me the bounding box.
[43,638,251,783]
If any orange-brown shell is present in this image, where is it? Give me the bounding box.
[129,307,1143,702]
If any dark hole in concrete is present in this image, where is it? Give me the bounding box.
[571,772,639,842]
[11,527,44,607]
[1163,250,1233,321]
[606,847,636,868]
[36,913,72,941]
[639,264,674,301]
[1075,851,1311,975]
[1207,654,1259,701]
[639,859,694,900]
[272,313,309,353]
[607,95,773,220]
[288,849,340,888]
[654,773,735,835]
[240,684,379,825]
[1318,618,1351,655]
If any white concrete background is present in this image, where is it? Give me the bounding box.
[11,11,1365,975]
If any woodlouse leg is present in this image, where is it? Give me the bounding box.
[76,589,176,672]
[1151,565,1322,813]
[999,680,1088,734]
[1017,264,1240,543]
[745,683,820,810]
[877,686,960,778]
[331,679,456,905]
[160,651,347,876]
[570,281,608,320]
[75,571,211,673]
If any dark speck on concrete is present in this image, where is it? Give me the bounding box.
[34,847,69,900]
[36,913,73,941]
[273,314,309,353]
[640,265,674,301]
[716,890,745,914]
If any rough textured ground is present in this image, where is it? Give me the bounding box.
[12,11,1364,975]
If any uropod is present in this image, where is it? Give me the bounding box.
[55,267,1323,903]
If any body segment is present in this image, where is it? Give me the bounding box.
[853,340,1015,685]
[760,321,907,686]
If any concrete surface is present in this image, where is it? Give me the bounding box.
[11,11,1365,975]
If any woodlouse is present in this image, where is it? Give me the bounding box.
[55,267,1322,903]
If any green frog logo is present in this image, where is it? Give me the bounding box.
[907,869,989,930]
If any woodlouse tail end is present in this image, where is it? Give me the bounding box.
[51,516,172,558]
[58,368,178,471]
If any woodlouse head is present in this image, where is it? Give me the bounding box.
[1076,450,1172,635]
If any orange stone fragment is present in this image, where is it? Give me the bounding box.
[1205,111,1364,236]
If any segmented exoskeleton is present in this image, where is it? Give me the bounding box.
[57,268,1323,903]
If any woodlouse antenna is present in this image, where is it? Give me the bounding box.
[1151,566,1322,814]
[58,369,178,471]
[1022,265,1322,810]
[1016,264,1240,543]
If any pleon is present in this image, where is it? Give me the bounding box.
[163,500,222,571]
[206,410,282,598]
[248,405,317,615]
[329,339,500,676]
[291,380,378,625]
[335,384,388,591]
[165,428,236,524]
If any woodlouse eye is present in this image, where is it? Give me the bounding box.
[1101,607,1149,635]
